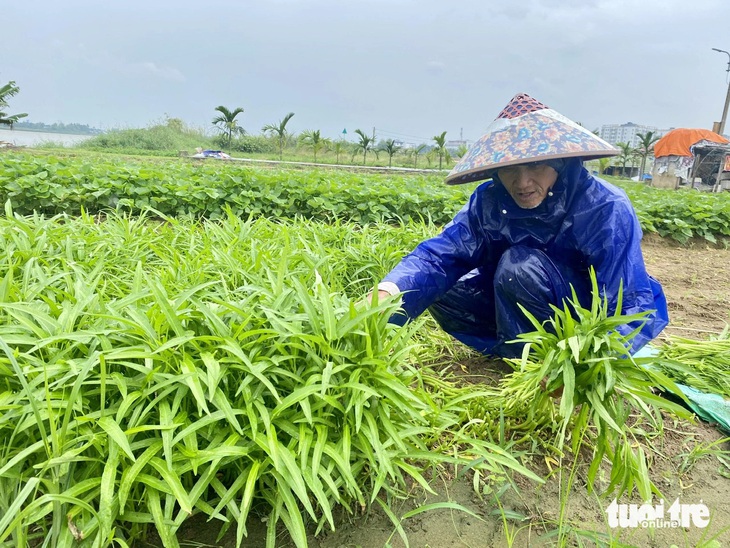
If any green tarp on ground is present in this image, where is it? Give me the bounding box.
[635,346,730,435]
[673,383,730,434]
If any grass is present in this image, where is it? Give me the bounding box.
[0,207,726,547]
[678,436,730,475]
[74,117,212,157]
[20,117,648,175]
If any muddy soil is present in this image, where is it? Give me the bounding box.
[146,236,730,548]
[643,234,730,341]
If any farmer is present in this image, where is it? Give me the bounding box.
[372,93,668,358]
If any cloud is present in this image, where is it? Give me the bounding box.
[4,0,730,137]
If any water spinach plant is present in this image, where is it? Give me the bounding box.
[656,327,730,397]
[427,273,696,509]
[500,270,692,500]
[0,209,535,548]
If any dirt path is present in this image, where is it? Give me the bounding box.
[642,234,730,340]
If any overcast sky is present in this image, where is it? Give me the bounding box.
[3,0,730,143]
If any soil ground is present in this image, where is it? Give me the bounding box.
[145,235,730,548]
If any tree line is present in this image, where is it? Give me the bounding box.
[212,105,453,169]
[214,105,664,175]
[0,82,663,176]
[13,121,103,135]
[606,131,661,178]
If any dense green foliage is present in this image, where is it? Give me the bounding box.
[3,153,730,243]
[0,153,472,224]
[503,274,690,499]
[0,151,727,545]
[0,211,535,547]
[624,182,730,243]
[444,276,695,508]
[76,118,211,156]
[657,328,730,397]
[222,134,277,154]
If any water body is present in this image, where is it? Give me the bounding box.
[0,128,93,147]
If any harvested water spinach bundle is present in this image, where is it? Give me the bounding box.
[656,327,730,398]
[501,269,692,499]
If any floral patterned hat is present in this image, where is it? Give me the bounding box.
[445,93,619,185]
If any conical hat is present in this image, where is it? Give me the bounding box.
[446,93,619,185]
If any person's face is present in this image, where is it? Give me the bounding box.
[497,162,559,209]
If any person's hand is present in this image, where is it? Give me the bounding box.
[366,290,391,305]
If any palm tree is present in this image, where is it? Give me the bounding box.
[629,150,640,179]
[299,130,331,163]
[353,129,375,165]
[262,112,295,160]
[212,105,244,148]
[0,81,28,128]
[432,131,449,170]
[424,149,439,168]
[331,141,348,164]
[379,139,401,168]
[635,131,660,182]
[412,144,428,168]
[615,141,634,178]
[598,157,611,175]
[455,143,469,158]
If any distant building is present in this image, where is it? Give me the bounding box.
[393,139,414,150]
[598,122,670,147]
[445,139,473,154]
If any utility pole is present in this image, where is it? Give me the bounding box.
[712,48,730,136]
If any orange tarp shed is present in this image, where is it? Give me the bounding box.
[654,128,729,158]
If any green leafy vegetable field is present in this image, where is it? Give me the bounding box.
[1,152,730,547]
[3,152,730,244]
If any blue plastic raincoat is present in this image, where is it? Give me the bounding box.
[382,159,668,357]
